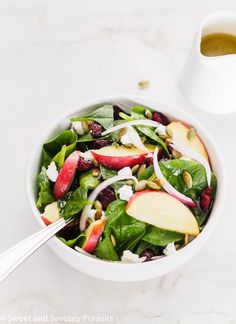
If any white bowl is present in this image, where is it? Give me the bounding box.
[26,95,226,282]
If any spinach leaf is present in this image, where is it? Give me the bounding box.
[142,226,184,246]
[53,143,76,168]
[135,240,152,255]
[100,166,126,192]
[106,200,146,254]
[71,105,114,130]
[42,130,77,166]
[159,159,208,200]
[36,166,54,209]
[94,226,119,261]
[58,233,85,248]
[79,171,100,190]
[62,187,90,219]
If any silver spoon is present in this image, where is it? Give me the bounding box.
[0,218,74,283]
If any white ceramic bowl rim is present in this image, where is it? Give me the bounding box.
[25,95,226,280]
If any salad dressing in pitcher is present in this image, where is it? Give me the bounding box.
[201,33,236,56]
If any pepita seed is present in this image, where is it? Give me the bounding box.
[92,168,101,177]
[138,80,150,89]
[124,143,133,148]
[154,178,164,187]
[135,180,147,191]
[165,138,172,145]
[131,164,140,174]
[82,121,89,133]
[87,120,93,126]
[112,142,120,149]
[145,109,153,120]
[95,210,103,220]
[172,149,182,159]
[146,181,161,190]
[92,159,99,167]
[166,125,173,138]
[110,234,116,247]
[187,127,197,141]
[118,128,127,139]
[126,179,134,186]
[141,136,146,143]
[94,200,102,211]
[182,170,192,189]
[184,234,189,245]
[137,163,146,178]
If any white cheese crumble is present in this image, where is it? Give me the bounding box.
[46,161,58,182]
[80,151,93,162]
[163,242,177,256]
[120,126,148,152]
[155,124,167,136]
[121,250,146,263]
[71,121,85,135]
[117,185,133,201]
[118,167,132,178]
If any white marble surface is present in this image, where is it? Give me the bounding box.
[0,0,235,323]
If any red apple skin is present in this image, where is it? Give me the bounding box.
[91,151,147,170]
[41,216,52,225]
[53,151,80,200]
[82,216,106,253]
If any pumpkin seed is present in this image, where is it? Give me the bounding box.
[110,234,116,247]
[154,178,164,187]
[131,164,140,174]
[146,181,161,190]
[138,80,150,89]
[165,138,172,145]
[145,109,153,119]
[172,149,182,159]
[137,163,146,178]
[118,128,127,139]
[112,142,120,149]
[187,127,197,141]
[92,168,101,177]
[92,159,99,167]
[94,200,102,211]
[184,234,189,245]
[82,121,89,133]
[95,210,103,220]
[182,170,192,189]
[126,179,134,186]
[135,180,147,191]
[166,125,173,138]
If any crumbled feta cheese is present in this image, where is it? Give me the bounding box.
[155,124,167,136]
[46,161,58,182]
[117,185,133,201]
[88,209,105,222]
[71,121,85,135]
[163,242,177,256]
[120,126,148,152]
[120,132,131,146]
[80,151,93,162]
[121,250,146,263]
[118,167,132,177]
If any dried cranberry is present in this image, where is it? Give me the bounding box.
[77,157,92,172]
[153,111,169,126]
[200,187,212,211]
[93,139,111,149]
[141,249,155,262]
[98,187,116,209]
[113,106,125,120]
[89,122,104,138]
[145,157,153,167]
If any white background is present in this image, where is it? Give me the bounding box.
[0,1,235,323]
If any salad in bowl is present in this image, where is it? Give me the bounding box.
[35,101,217,264]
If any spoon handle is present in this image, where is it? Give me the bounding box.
[0,218,67,284]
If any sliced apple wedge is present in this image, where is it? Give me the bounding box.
[91,145,154,169]
[168,121,209,161]
[41,202,61,225]
[53,150,80,199]
[82,216,107,253]
[126,190,199,236]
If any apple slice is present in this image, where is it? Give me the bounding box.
[168,121,209,161]
[91,145,154,169]
[82,216,107,253]
[41,202,61,225]
[53,150,80,199]
[126,190,199,236]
